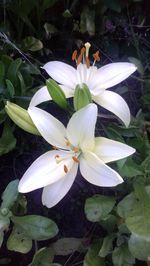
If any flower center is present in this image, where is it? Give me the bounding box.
[72,42,101,68]
[53,139,81,173]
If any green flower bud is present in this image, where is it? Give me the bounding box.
[73,83,92,111]
[5,101,40,135]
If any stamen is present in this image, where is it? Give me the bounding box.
[77,53,83,66]
[73,147,79,153]
[66,140,71,146]
[84,42,91,58]
[85,57,90,68]
[72,50,77,61]
[55,155,60,159]
[72,156,80,163]
[93,51,100,62]
[80,47,86,54]
[52,146,58,150]
[64,165,68,173]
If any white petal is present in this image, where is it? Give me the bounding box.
[42,163,78,208]
[42,61,77,88]
[92,62,137,91]
[94,137,135,163]
[18,150,75,193]
[28,107,67,149]
[29,86,51,107]
[93,91,130,127]
[29,85,74,107]
[80,151,123,187]
[66,104,97,152]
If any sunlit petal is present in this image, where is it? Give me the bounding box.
[18,150,75,193]
[94,137,135,163]
[67,104,97,151]
[28,107,67,148]
[29,86,51,107]
[93,91,130,127]
[42,61,77,88]
[92,62,137,91]
[80,151,123,187]
[42,163,78,208]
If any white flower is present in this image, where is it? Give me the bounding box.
[30,43,137,127]
[18,104,135,208]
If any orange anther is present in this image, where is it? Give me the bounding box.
[64,165,68,173]
[93,51,100,62]
[72,156,80,163]
[55,154,60,158]
[66,140,70,146]
[72,50,77,61]
[85,56,90,68]
[73,147,79,153]
[80,47,86,54]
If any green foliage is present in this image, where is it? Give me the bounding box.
[85,195,116,222]
[84,240,105,266]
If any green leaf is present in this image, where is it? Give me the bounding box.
[117,186,150,219]
[128,233,150,261]
[126,202,150,240]
[11,215,58,240]
[0,230,4,247]
[52,238,83,255]
[99,234,115,257]
[100,214,117,233]
[112,244,135,266]
[128,57,144,75]
[7,226,32,253]
[80,6,95,36]
[0,213,10,231]
[6,79,15,97]
[85,195,116,222]
[29,247,54,266]
[117,159,143,178]
[1,179,19,210]
[0,123,16,156]
[7,58,22,85]
[22,36,43,52]
[44,23,58,35]
[46,79,68,110]
[84,240,104,266]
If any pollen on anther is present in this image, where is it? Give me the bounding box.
[72,156,80,163]
[52,146,58,150]
[64,165,68,173]
[93,51,100,62]
[72,50,77,61]
[55,154,60,159]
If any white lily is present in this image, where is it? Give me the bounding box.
[30,42,137,127]
[18,104,135,208]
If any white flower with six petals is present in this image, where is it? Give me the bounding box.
[19,104,135,208]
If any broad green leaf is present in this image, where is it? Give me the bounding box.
[29,247,54,266]
[117,159,143,178]
[99,234,115,257]
[11,215,58,240]
[126,202,150,240]
[112,244,135,266]
[6,79,15,97]
[0,123,16,156]
[0,213,10,231]
[7,58,22,85]
[128,233,150,261]
[100,214,117,233]
[46,79,67,110]
[85,195,116,222]
[128,57,144,75]
[83,240,104,266]
[52,238,83,256]
[7,226,32,253]
[1,179,19,210]
[117,186,150,219]
[22,36,43,52]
